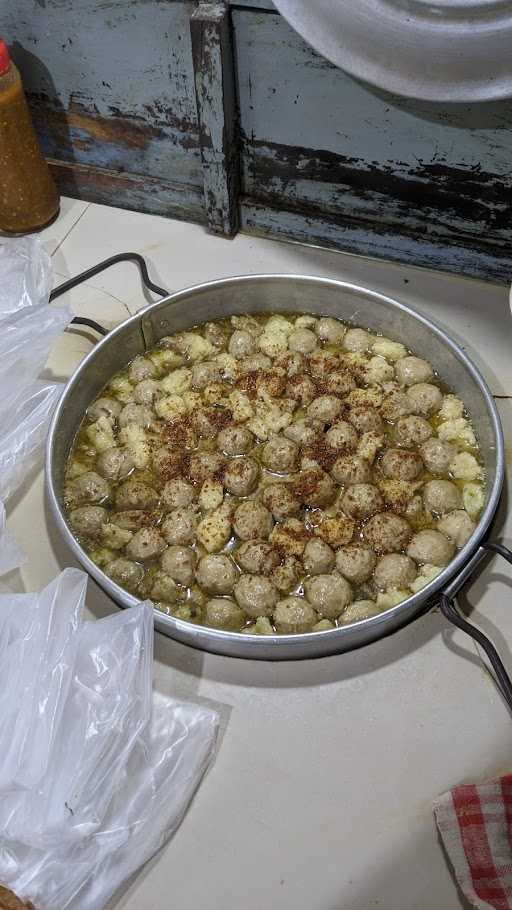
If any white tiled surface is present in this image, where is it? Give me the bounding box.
[9,199,512,910]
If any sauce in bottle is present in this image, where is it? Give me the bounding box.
[0,39,59,233]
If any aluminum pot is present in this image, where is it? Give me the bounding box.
[46,274,505,662]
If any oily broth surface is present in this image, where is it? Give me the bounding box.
[64,313,485,635]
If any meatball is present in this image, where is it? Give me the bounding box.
[262,482,301,520]
[96,447,134,481]
[314,513,354,548]
[317,316,346,344]
[261,435,299,474]
[339,601,381,624]
[293,468,336,509]
[305,574,352,619]
[133,379,160,406]
[363,513,412,555]
[118,403,153,429]
[217,425,253,455]
[229,329,255,359]
[381,391,413,422]
[191,361,222,389]
[234,574,278,618]
[288,328,318,354]
[223,457,260,496]
[437,510,475,548]
[205,598,245,631]
[423,479,462,516]
[129,356,156,382]
[343,328,371,352]
[270,518,309,556]
[273,597,318,633]
[395,356,434,386]
[406,383,442,417]
[335,544,376,584]
[161,507,198,545]
[271,556,302,593]
[150,571,179,603]
[87,397,122,422]
[204,321,226,349]
[331,455,372,485]
[196,554,237,595]
[420,438,456,474]
[380,448,423,481]
[324,370,356,396]
[303,538,335,575]
[347,406,383,435]
[341,484,384,520]
[69,505,107,538]
[236,540,280,575]
[407,529,454,566]
[161,546,196,585]
[284,418,323,446]
[111,510,154,531]
[105,557,144,593]
[394,415,433,448]
[71,471,110,504]
[286,374,317,406]
[161,477,195,510]
[126,527,166,561]
[115,479,159,511]
[193,408,231,439]
[152,447,185,480]
[325,420,358,452]
[189,451,225,484]
[233,501,273,540]
[307,395,343,423]
[240,352,272,373]
[374,553,417,590]
[308,349,341,377]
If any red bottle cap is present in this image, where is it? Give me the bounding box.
[0,40,11,76]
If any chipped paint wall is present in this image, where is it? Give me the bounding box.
[1,0,511,281]
[234,8,512,282]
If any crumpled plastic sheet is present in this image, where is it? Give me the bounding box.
[0,236,70,503]
[0,571,219,910]
[0,237,53,316]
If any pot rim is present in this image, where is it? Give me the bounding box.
[46,273,504,659]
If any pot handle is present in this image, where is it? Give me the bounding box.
[439,541,512,712]
[50,253,169,337]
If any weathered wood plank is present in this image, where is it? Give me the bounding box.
[190,2,240,235]
[240,200,512,284]
[234,8,512,281]
[2,0,203,221]
[49,159,206,224]
[229,1,275,9]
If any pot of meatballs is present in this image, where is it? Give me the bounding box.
[46,274,511,675]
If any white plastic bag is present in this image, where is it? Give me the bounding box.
[0,237,53,316]
[0,237,71,503]
[0,570,219,909]
[0,504,26,577]
[0,571,85,793]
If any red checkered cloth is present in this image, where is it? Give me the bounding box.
[434,776,512,909]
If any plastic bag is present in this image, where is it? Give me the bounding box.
[0,570,219,909]
[0,238,70,503]
[0,237,53,316]
[0,504,26,577]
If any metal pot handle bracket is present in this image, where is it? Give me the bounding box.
[439,541,512,712]
[50,253,169,333]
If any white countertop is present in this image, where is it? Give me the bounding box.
[9,198,512,910]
